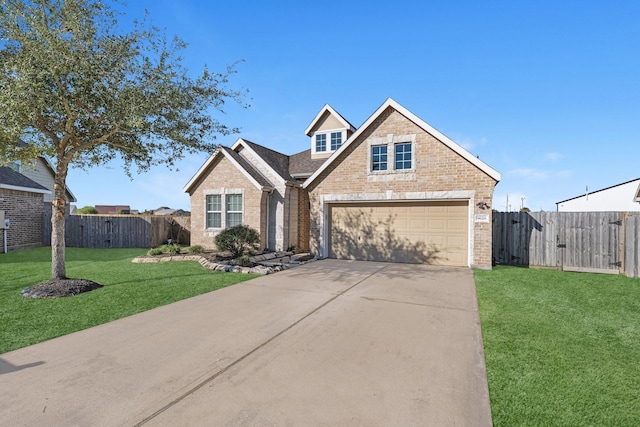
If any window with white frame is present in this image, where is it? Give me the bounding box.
[330,132,342,151]
[226,194,243,227]
[206,195,222,228]
[205,194,243,229]
[394,142,412,170]
[371,145,388,171]
[315,134,327,152]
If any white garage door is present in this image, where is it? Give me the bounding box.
[329,201,469,266]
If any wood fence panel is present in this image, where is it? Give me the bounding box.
[42,214,191,249]
[494,211,640,277]
[625,214,640,278]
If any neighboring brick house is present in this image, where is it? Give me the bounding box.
[185,98,501,268]
[13,141,77,214]
[0,166,50,251]
[95,205,132,215]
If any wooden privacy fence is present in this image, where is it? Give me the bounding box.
[493,211,640,278]
[42,214,191,248]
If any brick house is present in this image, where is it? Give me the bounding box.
[13,141,76,213]
[184,98,501,268]
[0,166,50,251]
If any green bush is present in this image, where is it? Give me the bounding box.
[77,205,98,214]
[147,247,163,256]
[147,244,181,256]
[164,244,181,254]
[234,254,253,267]
[214,225,260,258]
[187,245,204,254]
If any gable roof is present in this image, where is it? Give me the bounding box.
[232,139,295,183]
[303,98,502,188]
[183,146,274,194]
[0,166,50,194]
[304,104,357,136]
[556,178,640,205]
[14,140,77,202]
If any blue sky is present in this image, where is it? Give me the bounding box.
[67,0,640,212]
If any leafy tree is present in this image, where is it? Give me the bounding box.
[215,225,260,258]
[76,206,98,214]
[0,0,245,279]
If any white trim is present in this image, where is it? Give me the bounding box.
[311,128,347,156]
[317,191,474,266]
[183,147,273,193]
[203,189,245,230]
[304,98,501,188]
[304,104,356,136]
[231,138,289,185]
[0,183,51,195]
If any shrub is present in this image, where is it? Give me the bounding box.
[234,254,253,267]
[214,225,260,258]
[164,244,181,254]
[147,247,163,256]
[77,206,98,214]
[187,245,204,254]
[147,244,181,256]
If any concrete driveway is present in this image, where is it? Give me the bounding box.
[0,260,492,426]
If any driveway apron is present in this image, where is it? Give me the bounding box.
[0,260,491,426]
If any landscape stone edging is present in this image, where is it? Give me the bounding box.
[131,253,317,275]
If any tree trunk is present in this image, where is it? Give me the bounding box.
[51,159,69,280]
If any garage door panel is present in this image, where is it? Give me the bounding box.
[330,201,468,266]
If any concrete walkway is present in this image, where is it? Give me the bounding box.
[0,260,492,426]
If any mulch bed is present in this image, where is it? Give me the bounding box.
[21,279,104,299]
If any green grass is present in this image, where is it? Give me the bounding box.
[0,247,258,354]
[475,266,640,426]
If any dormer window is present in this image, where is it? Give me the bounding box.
[306,104,357,159]
[330,132,342,150]
[315,134,327,152]
[311,129,347,156]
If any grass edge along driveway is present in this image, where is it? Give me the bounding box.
[0,247,258,354]
[475,266,640,427]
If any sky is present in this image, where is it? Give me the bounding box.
[65,0,640,212]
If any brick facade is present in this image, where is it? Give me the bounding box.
[0,188,44,251]
[187,156,267,249]
[306,107,498,268]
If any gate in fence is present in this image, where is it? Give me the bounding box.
[42,214,191,248]
[493,211,640,278]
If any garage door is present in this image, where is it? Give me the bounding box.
[329,201,468,266]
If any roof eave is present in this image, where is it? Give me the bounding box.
[0,183,51,194]
[304,104,356,136]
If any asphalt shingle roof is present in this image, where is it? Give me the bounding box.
[288,149,326,178]
[220,147,273,188]
[241,140,295,181]
[0,166,49,192]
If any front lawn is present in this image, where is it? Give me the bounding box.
[0,247,257,354]
[475,266,640,426]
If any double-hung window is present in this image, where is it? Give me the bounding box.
[206,195,222,228]
[315,134,327,152]
[371,145,388,171]
[330,132,342,151]
[226,194,243,227]
[394,142,412,170]
[206,194,243,228]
